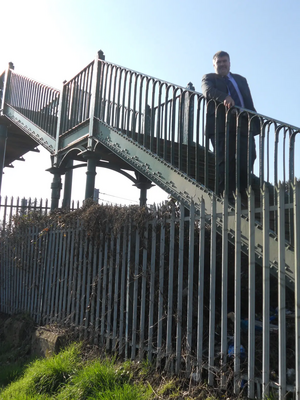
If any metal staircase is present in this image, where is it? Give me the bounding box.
[2,51,300,398]
[0,52,299,290]
[0,68,59,159]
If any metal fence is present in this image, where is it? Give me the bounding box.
[2,55,300,399]
[1,192,299,399]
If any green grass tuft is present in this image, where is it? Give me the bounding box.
[0,342,82,399]
[0,362,28,388]
[56,358,129,400]
[93,383,151,399]
[0,342,152,400]
[29,342,81,395]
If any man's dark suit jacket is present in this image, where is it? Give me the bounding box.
[201,72,259,138]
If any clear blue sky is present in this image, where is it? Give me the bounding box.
[1,0,299,205]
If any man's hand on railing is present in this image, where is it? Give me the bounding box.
[223,95,235,109]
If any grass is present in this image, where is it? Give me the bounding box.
[0,342,283,399]
[0,362,28,389]
[0,343,152,400]
[0,311,281,400]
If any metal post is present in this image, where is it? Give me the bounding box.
[139,187,147,206]
[0,124,8,196]
[62,160,73,209]
[1,62,13,111]
[208,195,217,386]
[134,172,153,206]
[262,185,270,398]
[87,50,105,151]
[85,155,97,200]
[183,82,195,145]
[50,169,62,211]
[294,179,300,399]
[278,183,287,399]
[248,187,256,399]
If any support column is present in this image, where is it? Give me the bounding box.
[49,169,62,211]
[139,185,149,207]
[85,155,98,200]
[62,160,73,209]
[134,172,154,207]
[0,124,8,197]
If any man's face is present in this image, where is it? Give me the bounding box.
[213,56,230,76]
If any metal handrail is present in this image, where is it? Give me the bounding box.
[3,57,300,208]
[4,70,60,138]
[59,61,94,134]
[92,59,300,188]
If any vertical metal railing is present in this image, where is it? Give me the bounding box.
[92,59,209,181]
[58,57,299,243]
[2,58,300,245]
[0,196,299,397]
[4,71,60,138]
[1,57,300,398]
[0,197,82,232]
[0,70,6,110]
[1,58,300,221]
[59,62,94,133]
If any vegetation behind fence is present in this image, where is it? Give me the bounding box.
[0,197,298,398]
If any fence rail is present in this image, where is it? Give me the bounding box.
[0,196,82,232]
[0,193,299,399]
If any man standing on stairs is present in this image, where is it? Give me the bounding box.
[201,51,259,201]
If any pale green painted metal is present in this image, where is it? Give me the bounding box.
[106,235,114,348]
[186,201,195,373]
[119,227,127,355]
[0,194,299,397]
[91,244,99,342]
[247,189,256,399]
[262,186,270,399]
[85,241,93,340]
[278,184,287,399]
[166,207,175,370]
[4,104,56,153]
[208,196,216,386]
[156,220,165,368]
[139,227,148,360]
[112,233,121,352]
[95,233,104,345]
[94,119,296,289]
[2,51,300,398]
[0,125,8,194]
[101,227,109,345]
[148,217,156,363]
[131,229,140,360]
[125,220,132,360]
[175,204,184,374]
[220,195,228,387]
[294,181,300,399]
[196,198,205,382]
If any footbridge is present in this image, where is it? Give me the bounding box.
[1,50,299,277]
[1,50,300,398]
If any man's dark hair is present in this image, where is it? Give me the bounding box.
[213,51,230,61]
